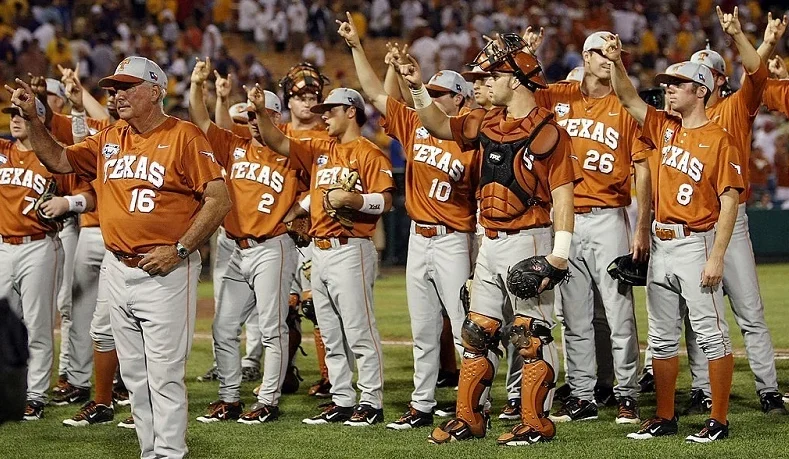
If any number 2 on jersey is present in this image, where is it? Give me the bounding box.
[129,189,156,213]
[583,149,614,173]
[258,193,275,213]
[428,178,451,202]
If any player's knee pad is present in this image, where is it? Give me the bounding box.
[456,312,501,437]
[511,315,556,437]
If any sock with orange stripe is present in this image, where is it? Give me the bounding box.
[709,354,733,423]
[653,356,679,420]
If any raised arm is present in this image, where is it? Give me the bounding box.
[603,35,647,126]
[383,43,404,102]
[756,12,788,62]
[214,70,234,130]
[337,11,388,115]
[6,80,72,173]
[188,57,213,134]
[247,83,291,156]
[718,6,761,74]
[395,53,454,139]
[768,55,789,79]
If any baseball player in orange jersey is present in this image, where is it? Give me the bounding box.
[338,15,477,429]
[528,31,651,424]
[607,29,743,441]
[399,34,581,445]
[10,56,231,458]
[190,58,302,424]
[252,83,395,426]
[646,8,787,415]
[0,98,96,420]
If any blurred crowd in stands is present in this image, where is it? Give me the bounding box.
[1,0,789,217]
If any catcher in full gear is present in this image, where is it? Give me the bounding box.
[395,33,580,445]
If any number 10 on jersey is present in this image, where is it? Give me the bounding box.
[428,178,452,202]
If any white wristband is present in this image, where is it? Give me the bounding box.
[359,193,385,215]
[65,195,88,213]
[552,230,572,259]
[410,85,433,110]
[71,110,88,139]
[299,194,311,212]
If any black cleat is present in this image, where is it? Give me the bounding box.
[549,397,598,422]
[760,391,788,415]
[344,404,384,427]
[386,405,433,430]
[241,366,262,382]
[63,401,115,427]
[302,402,354,425]
[685,418,729,443]
[436,370,459,388]
[197,365,219,382]
[638,370,655,393]
[594,385,618,407]
[238,403,280,424]
[683,389,712,415]
[627,415,679,440]
[51,382,90,406]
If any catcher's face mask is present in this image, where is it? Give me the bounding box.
[470,33,547,93]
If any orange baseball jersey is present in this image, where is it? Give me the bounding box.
[640,106,744,231]
[0,139,92,236]
[51,112,116,146]
[231,123,252,139]
[449,107,582,231]
[64,116,224,254]
[536,81,651,209]
[233,121,331,140]
[762,78,789,115]
[289,136,395,238]
[207,122,301,239]
[705,63,768,203]
[380,97,478,232]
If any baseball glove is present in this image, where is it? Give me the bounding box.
[33,179,67,231]
[459,276,473,313]
[607,253,647,286]
[286,216,311,248]
[506,255,570,300]
[323,170,359,229]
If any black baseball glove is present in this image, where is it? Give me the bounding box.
[506,255,570,300]
[607,253,647,286]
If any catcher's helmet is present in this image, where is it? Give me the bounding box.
[607,253,647,286]
[469,33,547,93]
[279,62,330,103]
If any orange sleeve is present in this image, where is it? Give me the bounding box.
[545,128,582,191]
[86,117,112,132]
[535,84,557,109]
[448,108,485,149]
[716,142,745,196]
[639,106,669,149]
[763,79,789,114]
[736,62,768,116]
[64,132,102,182]
[289,137,321,173]
[206,122,241,169]
[380,97,418,150]
[231,123,252,139]
[176,130,224,194]
[631,137,653,162]
[50,112,74,145]
[358,147,396,194]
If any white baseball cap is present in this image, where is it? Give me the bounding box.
[45,78,66,100]
[461,65,490,82]
[565,66,584,82]
[426,70,466,94]
[654,61,715,93]
[242,90,282,118]
[690,49,726,75]
[99,56,168,90]
[3,99,47,120]
[583,31,618,52]
[310,88,365,114]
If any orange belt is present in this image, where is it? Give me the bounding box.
[0,233,48,245]
[113,252,145,268]
[654,225,690,241]
[414,225,455,238]
[314,237,349,250]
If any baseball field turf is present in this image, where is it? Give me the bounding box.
[4,264,789,458]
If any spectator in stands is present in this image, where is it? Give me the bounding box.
[302,35,326,71]
[775,134,789,209]
[409,23,439,83]
[238,0,258,42]
[15,39,48,79]
[89,34,116,80]
[271,3,289,53]
[750,147,773,204]
[202,20,224,60]
[287,0,308,52]
[368,0,392,38]
[307,0,332,44]
[436,18,470,72]
[400,0,423,38]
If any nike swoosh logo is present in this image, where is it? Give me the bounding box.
[455,428,468,436]
[570,155,578,160]
[157,144,169,149]
[276,157,287,161]
[380,169,392,177]
[608,112,619,116]
[709,431,722,440]
[699,144,710,148]
[366,416,378,423]
[326,412,338,420]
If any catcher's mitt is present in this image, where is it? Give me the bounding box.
[506,255,569,300]
[33,179,67,231]
[286,216,311,248]
[323,170,359,229]
[459,276,473,313]
[607,253,647,286]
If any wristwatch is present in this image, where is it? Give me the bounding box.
[175,241,189,259]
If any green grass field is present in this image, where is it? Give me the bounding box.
[4,265,789,458]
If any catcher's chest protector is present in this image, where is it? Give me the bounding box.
[477,107,559,221]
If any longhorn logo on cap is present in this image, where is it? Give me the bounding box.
[117,58,131,71]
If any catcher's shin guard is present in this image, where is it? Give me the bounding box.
[313,328,329,380]
[498,315,556,445]
[282,294,304,394]
[429,312,501,444]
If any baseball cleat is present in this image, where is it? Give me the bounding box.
[436,370,459,388]
[196,365,219,382]
[241,366,262,383]
[497,423,553,446]
[434,404,456,418]
[302,402,354,425]
[554,383,572,404]
[196,400,244,423]
[783,393,789,404]
[594,385,618,407]
[51,382,91,406]
[23,401,45,421]
[117,416,135,429]
[638,370,655,393]
[626,416,678,440]
[685,418,729,443]
[683,389,712,415]
[499,398,521,421]
[113,388,131,407]
[63,401,114,427]
[386,405,433,430]
[759,392,788,415]
[615,397,641,424]
[549,397,598,422]
[281,366,303,394]
[307,378,332,398]
[344,404,384,427]
[238,403,280,424]
[428,418,481,444]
